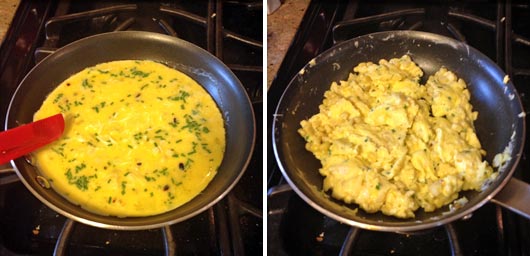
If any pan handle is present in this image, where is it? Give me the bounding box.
[491,178,530,219]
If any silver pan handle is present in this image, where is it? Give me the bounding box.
[491,178,530,219]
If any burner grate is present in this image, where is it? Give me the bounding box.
[268,1,530,255]
[0,0,262,255]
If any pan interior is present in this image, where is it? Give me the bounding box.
[7,31,255,230]
[273,31,525,231]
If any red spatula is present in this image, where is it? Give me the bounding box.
[0,113,65,165]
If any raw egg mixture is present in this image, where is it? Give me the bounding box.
[33,60,225,217]
[298,55,499,218]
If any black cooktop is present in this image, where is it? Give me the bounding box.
[0,0,262,255]
[268,1,530,255]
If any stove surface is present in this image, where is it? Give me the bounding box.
[268,1,530,255]
[0,0,262,255]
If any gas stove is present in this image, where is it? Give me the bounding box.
[0,0,262,255]
[268,1,530,255]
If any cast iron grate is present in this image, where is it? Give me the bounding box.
[268,1,530,255]
[0,0,262,255]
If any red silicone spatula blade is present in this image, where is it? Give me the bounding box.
[0,113,65,164]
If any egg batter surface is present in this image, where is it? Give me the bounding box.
[33,60,225,217]
[298,55,498,218]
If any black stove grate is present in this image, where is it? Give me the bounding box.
[268,1,530,255]
[0,0,262,255]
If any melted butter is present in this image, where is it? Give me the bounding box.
[33,60,225,217]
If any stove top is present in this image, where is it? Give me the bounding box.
[0,0,262,255]
[268,1,530,255]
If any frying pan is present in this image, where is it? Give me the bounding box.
[272,30,527,232]
[5,31,255,230]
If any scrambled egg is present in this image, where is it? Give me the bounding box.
[33,60,225,217]
[298,55,498,218]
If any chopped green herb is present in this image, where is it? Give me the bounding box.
[130,67,150,78]
[121,181,127,195]
[82,79,93,89]
[168,90,191,103]
[73,176,88,190]
[53,93,64,104]
[75,163,86,173]
[188,142,198,155]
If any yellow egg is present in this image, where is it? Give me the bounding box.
[33,60,225,217]
[299,55,496,218]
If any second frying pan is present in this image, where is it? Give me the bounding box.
[273,30,527,232]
